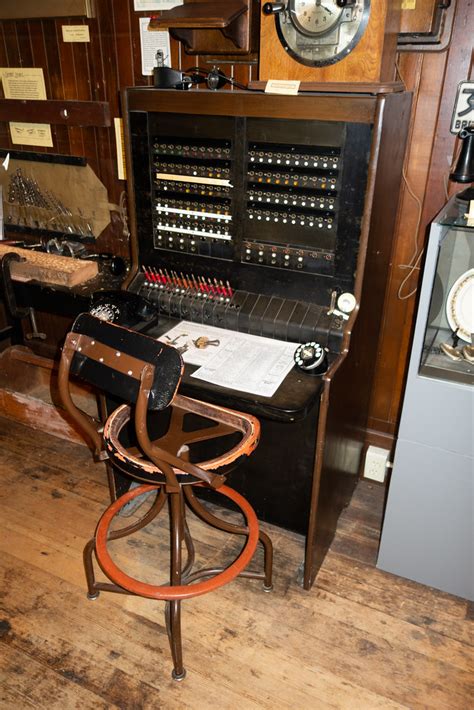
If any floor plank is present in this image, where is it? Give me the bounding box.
[0,416,472,709]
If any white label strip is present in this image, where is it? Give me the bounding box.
[156,225,231,240]
[264,79,300,96]
[156,173,232,187]
[156,206,231,221]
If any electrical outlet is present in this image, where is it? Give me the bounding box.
[363,445,390,483]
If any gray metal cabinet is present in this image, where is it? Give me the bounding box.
[377,195,473,600]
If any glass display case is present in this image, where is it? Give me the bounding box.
[420,197,473,385]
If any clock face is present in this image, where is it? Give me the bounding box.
[276,0,371,68]
[291,1,344,37]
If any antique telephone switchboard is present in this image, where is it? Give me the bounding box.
[122,88,411,588]
[128,104,370,341]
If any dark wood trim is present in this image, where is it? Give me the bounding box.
[304,91,412,589]
[149,1,247,30]
[248,81,406,95]
[126,87,377,124]
[0,99,110,127]
[363,427,395,452]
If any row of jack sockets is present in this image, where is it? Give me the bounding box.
[248,189,336,211]
[154,142,231,160]
[155,198,231,217]
[155,219,231,239]
[247,208,334,230]
[154,231,233,257]
[241,243,334,270]
[155,180,231,197]
[248,170,337,190]
[155,162,231,180]
[248,149,339,170]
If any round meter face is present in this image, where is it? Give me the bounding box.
[290,1,343,37]
[277,0,370,68]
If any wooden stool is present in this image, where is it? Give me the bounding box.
[58,313,273,680]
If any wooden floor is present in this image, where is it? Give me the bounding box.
[0,416,472,709]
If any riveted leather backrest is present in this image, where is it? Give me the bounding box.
[67,313,183,410]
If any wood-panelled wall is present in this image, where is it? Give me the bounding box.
[0,0,472,442]
[367,0,473,444]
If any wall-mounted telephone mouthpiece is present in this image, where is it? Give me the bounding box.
[263,2,286,15]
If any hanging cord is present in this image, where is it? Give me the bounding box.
[184,66,261,92]
[397,166,424,301]
[394,57,423,300]
[118,190,130,240]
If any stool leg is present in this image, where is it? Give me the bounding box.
[184,486,273,591]
[83,539,100,600]
[166,491,186,681]
[258,530,274,592]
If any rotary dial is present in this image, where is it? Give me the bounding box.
[90,303,120,322]
[294,341,328,374]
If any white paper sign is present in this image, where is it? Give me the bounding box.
[265,80,300,96]
[62,25,91,42]
[0,67,53,147]
[451,81,474,133]
[139,17,171,76]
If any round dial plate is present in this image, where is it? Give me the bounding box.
[294,341,328,374]
[276,0,371,68]
[90,303,120,322]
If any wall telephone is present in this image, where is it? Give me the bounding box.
[89,290,158,330]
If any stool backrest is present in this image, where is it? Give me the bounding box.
[65,313,183,410]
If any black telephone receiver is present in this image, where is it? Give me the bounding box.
[89,290,158,330]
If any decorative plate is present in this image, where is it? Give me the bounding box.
[446,268,474,343]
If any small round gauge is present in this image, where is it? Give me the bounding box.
[337,292,357,314]
[294,341,328,375]
[291,1,344,37]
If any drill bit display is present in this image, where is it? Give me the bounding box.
[4,168,94,239]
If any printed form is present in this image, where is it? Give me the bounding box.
[159,321,298,398]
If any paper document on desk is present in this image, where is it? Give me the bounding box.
[159,321,298,397]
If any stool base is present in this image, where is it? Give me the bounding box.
[84,483,273,680]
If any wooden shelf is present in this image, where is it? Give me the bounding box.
[149,1,246,29]
[248,81,406,95]
[0,0,95,19]
[148,0,252,55]
[0,99,111,128]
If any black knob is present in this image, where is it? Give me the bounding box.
[263,2,286,15]
[294,342,328,375]
[336,0,356,6]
